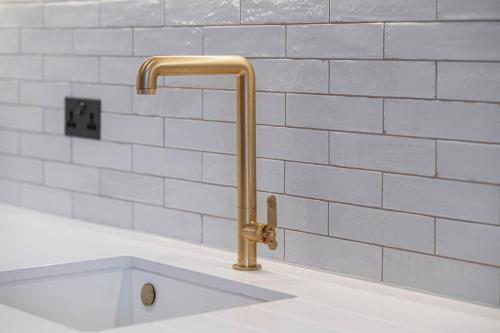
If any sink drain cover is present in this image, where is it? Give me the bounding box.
[141,283,156,306]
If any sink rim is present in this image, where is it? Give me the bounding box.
[0,256,294,302]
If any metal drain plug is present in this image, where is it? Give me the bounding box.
[140,283,156,306]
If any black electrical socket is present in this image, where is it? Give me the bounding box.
[65,97,101,139]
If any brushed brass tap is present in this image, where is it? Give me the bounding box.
[136,56,278,271]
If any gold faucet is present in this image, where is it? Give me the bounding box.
[136,56,278,271]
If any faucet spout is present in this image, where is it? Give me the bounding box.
[136,56,277,271]
[137,56,254,93]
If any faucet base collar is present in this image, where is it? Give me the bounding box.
[232,263,262,271]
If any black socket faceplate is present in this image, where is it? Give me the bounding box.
[65,97,101,140]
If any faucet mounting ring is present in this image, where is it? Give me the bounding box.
[232,263,262,271]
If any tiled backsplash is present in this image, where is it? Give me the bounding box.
[0,0,499,306]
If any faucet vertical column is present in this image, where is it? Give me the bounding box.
[235,73,248,269]
[247,67,258,269]
[234,70,260,270]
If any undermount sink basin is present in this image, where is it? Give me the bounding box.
[0,257,292,331]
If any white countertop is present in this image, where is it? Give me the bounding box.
[0,203,499,333]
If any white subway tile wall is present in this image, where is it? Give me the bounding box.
[0,55,42,79]
[0,129,18,154]
[20,183,72,216]
[133,87,202,118]
[73,29,133,56]
[205,25,285,57]
[44,161,100,194]
[133,27,202,56]
[0,3,43,28]
[44,1,99,28]
[165,0,240,26]
[330,0,436,22]
[0,80,18,103]
[20,29,72,54]
[73,193,133,229]
[0,30,19,54]
[0,0,498,306]
[133,203,202,243]
[20,81,71,107]
[20,132,71,161]
[287,24,383,59]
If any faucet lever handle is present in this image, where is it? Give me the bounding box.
[265,195,278,250]
[267,195,277,228]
